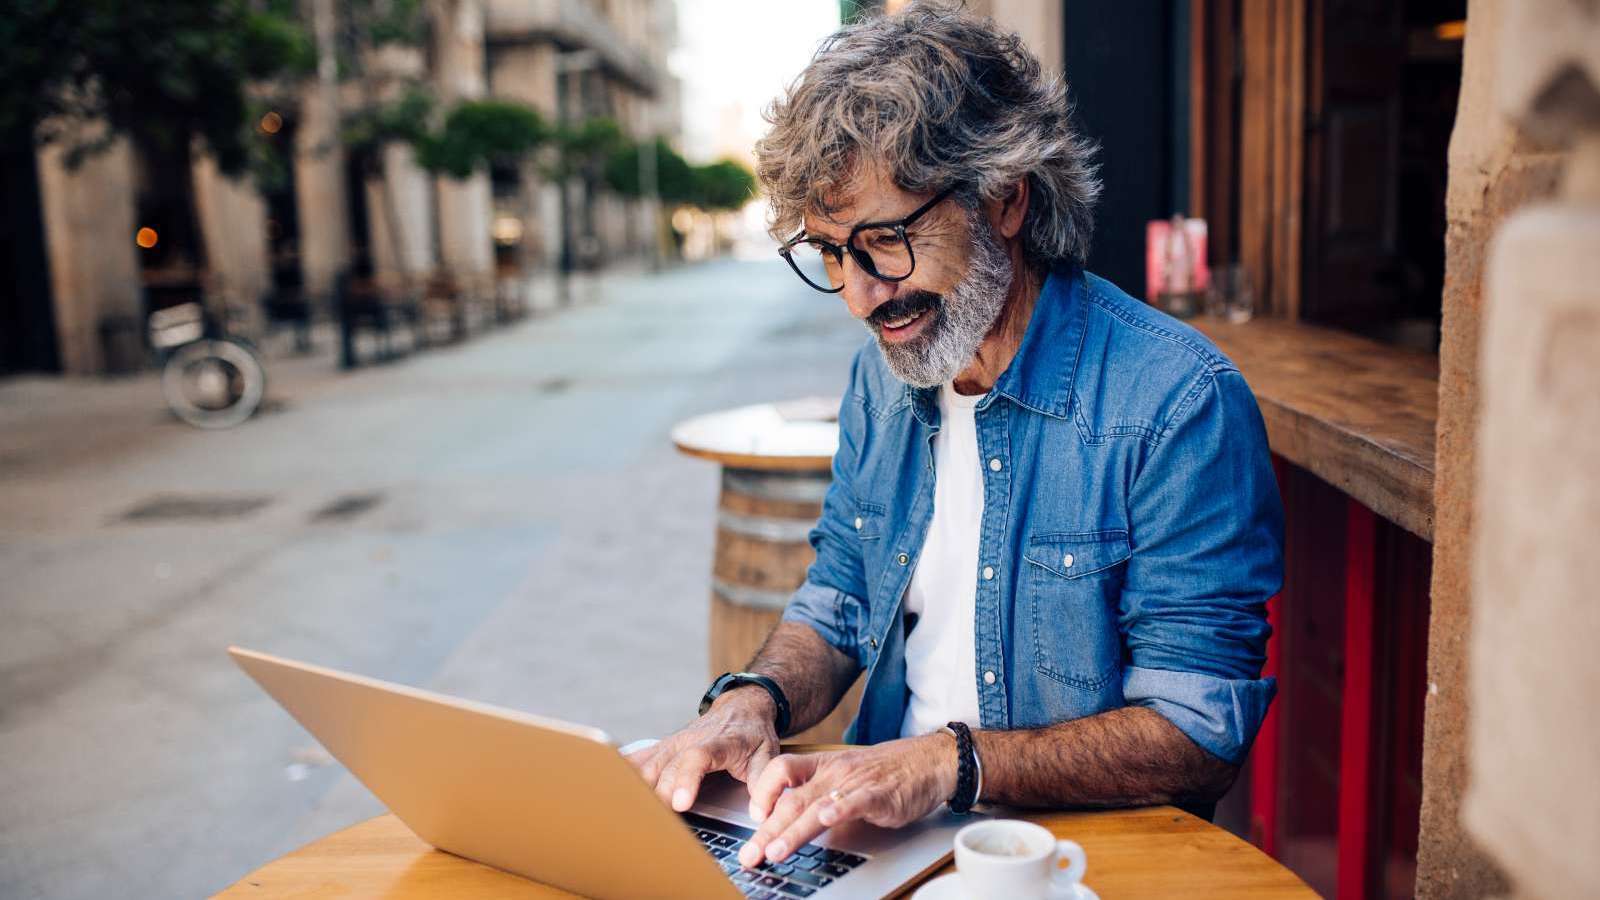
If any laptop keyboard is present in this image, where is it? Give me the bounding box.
[682,811,869,898]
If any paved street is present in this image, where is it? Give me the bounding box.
[0,258,867,900]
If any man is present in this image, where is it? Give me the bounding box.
[629,2,1283,870]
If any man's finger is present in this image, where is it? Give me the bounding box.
[815,780,872,829]
[667,745,723,812]
[653,745,712,809]
[758,786,835,865]
[739,785,816,867]
[746,754,817,823]
[738,741,776,786]
[634,742,674,788]
[625,744,660,777]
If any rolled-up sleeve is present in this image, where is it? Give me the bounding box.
[780,350,872,670]
[1118,368,1284,765]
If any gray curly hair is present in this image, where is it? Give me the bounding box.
[755,1,1101,271]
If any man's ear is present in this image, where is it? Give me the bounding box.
[986,177,1030,240]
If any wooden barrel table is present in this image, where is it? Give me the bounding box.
[672,398,862,743]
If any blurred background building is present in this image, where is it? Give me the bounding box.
[0,0,682,377]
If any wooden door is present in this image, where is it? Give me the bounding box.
[1301,0,1407,331]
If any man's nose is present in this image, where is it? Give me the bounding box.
[839,255,896,320]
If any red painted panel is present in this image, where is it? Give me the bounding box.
[1338,499,1378,900]
[1250,454,1290,856]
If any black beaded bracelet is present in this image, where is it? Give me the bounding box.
[944,721,980,814]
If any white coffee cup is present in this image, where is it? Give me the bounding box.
[953,819,1087,900]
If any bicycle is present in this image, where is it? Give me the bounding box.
[147,301,267,429]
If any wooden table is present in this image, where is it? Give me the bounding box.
[218,806,1315,898]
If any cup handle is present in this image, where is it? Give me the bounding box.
[1050,839,1087,891]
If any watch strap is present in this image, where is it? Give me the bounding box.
[700,672,792,736]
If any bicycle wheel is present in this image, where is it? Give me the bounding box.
[161,338,267,429]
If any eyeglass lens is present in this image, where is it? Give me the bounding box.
[788,228,912,292]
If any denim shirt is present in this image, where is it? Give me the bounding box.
[780,266,1283,766]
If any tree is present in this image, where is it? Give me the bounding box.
[604,140,754,212]
[0,0,313,275]
[547,117,627,184]
[415,100,548,180]
[692,160,757,213]
[334,0,436,287]
[0,0,313,172]
[413,98,550,288]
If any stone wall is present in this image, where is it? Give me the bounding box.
[433,0,494,287]
[1418,0,1565,894]
[488,44,562,271]
[294,0,352,306]
[192,151,272,309]
[35,128,143,375]
[1459,0,1600,897]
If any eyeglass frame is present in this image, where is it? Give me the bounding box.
[777,184,963,294]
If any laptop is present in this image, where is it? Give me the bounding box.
[229,647,967,898]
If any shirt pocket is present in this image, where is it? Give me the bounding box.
[1022,530,1131,691]
[852,498,887,542]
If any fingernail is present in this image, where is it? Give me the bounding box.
[749,804,765,823]
[739,845,759,867]
[768,840,788,861]
[672,788,690,811]
[818,805,837,826]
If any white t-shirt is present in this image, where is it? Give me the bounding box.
[899,382,985,738]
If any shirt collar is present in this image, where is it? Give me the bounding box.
[904,264,1086,426]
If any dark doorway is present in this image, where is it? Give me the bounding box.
[343,149,374,277]
[0,141,59,373]
[1302,0,1466,349]
[1062,1,1190,298]
[259,111,303,298]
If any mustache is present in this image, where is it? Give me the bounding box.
[867,291,940,327]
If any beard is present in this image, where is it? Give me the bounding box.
[866,207,1015,389]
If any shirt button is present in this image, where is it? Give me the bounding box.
[982,566,995,581]
[988,457,1002,472]
[854,516,863,530]
[983,671,997,685]
[897,553,910,566]
[1063,553,1075,568]
[869,637,878,650]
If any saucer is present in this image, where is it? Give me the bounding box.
[911,872,1100,900]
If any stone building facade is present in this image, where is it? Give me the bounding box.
[22,0,678,376]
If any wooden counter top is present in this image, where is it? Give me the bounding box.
[1189,314,1438,540]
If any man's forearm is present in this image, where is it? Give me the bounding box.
[744,621,860,736]
[974,706,1239,809]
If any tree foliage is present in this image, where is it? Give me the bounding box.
[546,117,627,182]
[692,159,758,212]
[603,136,755,212]
[416,100,549,180]
[0,0,314,174]
[342,87,437,169]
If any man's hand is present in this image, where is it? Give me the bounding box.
[737,734,957,867]
[626,686,781,813]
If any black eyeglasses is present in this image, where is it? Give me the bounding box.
[778,184,962,293]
